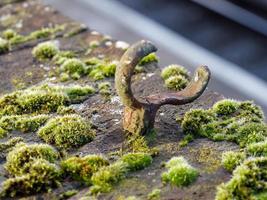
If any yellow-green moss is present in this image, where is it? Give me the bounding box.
[90,161,128,194]
[164,75,189,90]
[63,85,95,102]
[0,137,24,158]
[161,64,189,80]
[98,82,111,95]
[37,114,95,149]
[5,143,59,176]
[147,188,161,200]
[59,189,78,199]
[221,151,246,172]
[0,37,9,54]
[1,159,61,197]
[138,53,158,66]
[0,127,7,138]
[216,157,267,200]
[32,41,59,61]
[61,155,109,184]
[0,114,49,132]
[161,156,198,187]
[178,134,194,147]
[121,152,152,171]
[2,29,17,40]
[247,140,267,157]
[60,58,86,79]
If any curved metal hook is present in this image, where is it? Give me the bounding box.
[115,40,211,135]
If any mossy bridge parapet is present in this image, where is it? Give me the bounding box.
[0,1,266,200]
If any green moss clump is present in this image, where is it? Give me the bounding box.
[90,161,128,194]
[165,75,189,90]
[161,64,189,80]
[252,191,267,200]
[178,134,194,147]
[0,37,9,54]
[181,109,215,136]
[0,127,7,138]
[181,100,266,147]
[63,85,95,102]
[5,143,59,176]
[37,114,95,149]
[247,140,267,157]
[161,156,198,187]
[221,151,246,172]
[121,152,152,171]
[98,82,111,95]
[0,137,24,158]
[61,155,109,184]
[60,58,86,79]
[138,53,158,66]
[1,159,61,197]
[2,29,17,40]
[147,188,161,200]
[59,189,78,199]
[0,114,49,132]
[216,157,267,200]
[53,51,76,65]
[32,41,59,61]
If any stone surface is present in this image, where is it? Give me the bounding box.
[0,1,236,199]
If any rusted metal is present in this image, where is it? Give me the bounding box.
[115,40,211,135]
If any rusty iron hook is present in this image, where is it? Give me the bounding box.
[115,40,210,135]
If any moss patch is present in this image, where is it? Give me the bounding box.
[32,41,59,61]
[37,114,95,149]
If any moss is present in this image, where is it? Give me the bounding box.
[138,53,158,66]
[5,143,59,176]
[8,34,28,46]
[59,189,78,199]
[2,29,17,40]
[56,106,76,115]
[53,51,76,65]
[127,135,151,153]
[60,58,86,78]
[161,156,198,187]
[61,155,109,184]
[247,140,267,157]
[181,109,215,136]
[90,161,128,194]
[0,37,9,54]
[121,152,152,171]
[213,99,239,116]
[164,75,189,90]
[0,114,49,132]
[252,191,267,200]
[215,157,267,200]
[1,159,61,197]
[0,127,7,138]
[59,72,70,82]
[147,188,161,200]
[37,114,95,149]
[29,26,63,39]
[98,82,111,95]
[161,64,189,80]
[221,151,246,172]
[0,137,24,158]
[32,41,59,61]
[89,40,100,48]
[63,85,95,102]
[178,134,194,147]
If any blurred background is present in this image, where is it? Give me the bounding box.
[44,0,267,114]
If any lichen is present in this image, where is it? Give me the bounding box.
[221,151,246,172]
[161,156,198,187]
[32,41,59,61]
[215,157,267,200]
[5,143,59,176]
[61,155,109,184]
[37,114,95,149]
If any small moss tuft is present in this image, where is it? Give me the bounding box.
[178,134,194,147]
[161,156,198,187]
[61,155,109,184]
[0,137,24,158]
[164,75,188,90]
[98,82,111,95]
[60,58,86,79]
[0,127,7,138]
[121,152,152,171]
[0,37,9,54]
[213,99,239,116]
[147,188,161,200]
[247,140,267,157]
[2,29,17,40]
[37,114,95,149]
[161,64,189,80]
[32,41,59,61]
[221,151,246,172]
[138,53,158,66]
